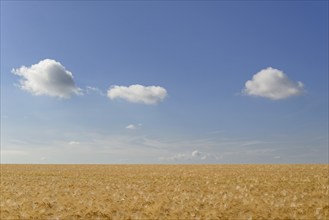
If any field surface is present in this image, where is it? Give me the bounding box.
[1,164,328,219]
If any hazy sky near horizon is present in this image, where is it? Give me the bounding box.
[1,1,328,164]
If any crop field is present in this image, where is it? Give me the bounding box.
[0,164,328,219]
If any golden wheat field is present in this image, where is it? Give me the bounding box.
[0,164,328,219]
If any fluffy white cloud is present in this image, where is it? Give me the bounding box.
[243,67,304,100]
[107,84,167,104]
[12,59,82,98]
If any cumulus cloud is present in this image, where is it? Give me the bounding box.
[243,67,304,100]
[107,84,167,104]
[12,59,82,98]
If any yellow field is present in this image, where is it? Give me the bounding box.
[0,164,328,219]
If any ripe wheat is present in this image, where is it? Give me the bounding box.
[1,164,328,219]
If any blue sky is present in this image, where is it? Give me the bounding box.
[1,1,328,164]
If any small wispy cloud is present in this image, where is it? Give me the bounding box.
[125,123,142,130]
[126,124,137,130]
[85,86,106,96]
[159,150,213,162]
[243,67,304,100]
[192,150,202,157]
[12,59,82,98]
[107,84,167,104]
[68,141,80,145]
[192,150,209,160]
[160,153,188,161]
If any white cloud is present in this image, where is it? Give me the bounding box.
[126,124,142,130]
[160,150,215,163]
[192,150,202,157]
[107,84,167,104]
[85,86,106,96]
[126,124,136,129]
[163,153,188,161]
[69,141,80,145]
[192,150,208,160]
[243,67,304,100]
[12,59,82,98]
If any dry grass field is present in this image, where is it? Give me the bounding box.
[0,164,328,219]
